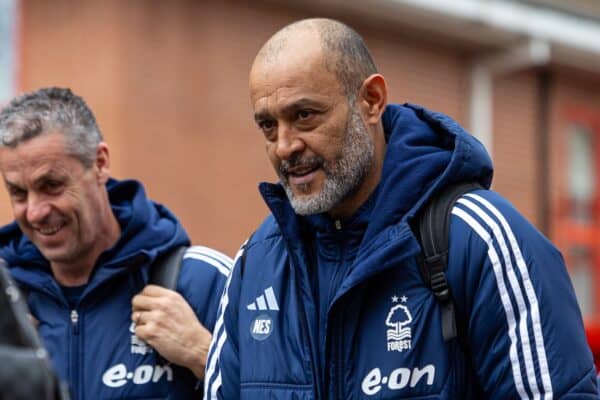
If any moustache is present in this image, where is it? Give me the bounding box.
[279,155,324,177]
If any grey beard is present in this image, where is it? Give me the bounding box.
[284,107,375,216]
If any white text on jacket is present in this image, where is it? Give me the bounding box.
[102,363,173,388]
[361,365,435,395]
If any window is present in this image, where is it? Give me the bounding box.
[0,0,18,104]
[569,245,594,316]
[568,125,595,222]
[557,115,600,319]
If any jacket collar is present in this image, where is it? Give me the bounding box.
[260,103,493,248]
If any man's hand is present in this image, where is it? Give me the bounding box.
[131,285,210,379]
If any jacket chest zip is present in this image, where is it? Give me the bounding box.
[334,219,342,231]
[328,226,348,399]
[313,220,419,398]
[69,307,83,398]
[318,218,359,399]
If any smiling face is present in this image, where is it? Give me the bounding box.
[250,30,378,217]
[0,131,112,271]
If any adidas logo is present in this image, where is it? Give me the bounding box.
[247,286,279,311]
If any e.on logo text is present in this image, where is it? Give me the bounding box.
[361,365,435,396]
[102,363,173,388]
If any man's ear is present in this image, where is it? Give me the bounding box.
[94,142,111,184]
[357,74,388,124]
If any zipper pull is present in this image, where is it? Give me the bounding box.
[334,220,342,230]
[70,309,80,334]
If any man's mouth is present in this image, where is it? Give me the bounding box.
[285,163,321,186]
[288,168,319,186]
[35,223,65,236]
[288,164,319,176]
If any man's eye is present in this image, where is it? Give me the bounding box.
[258,120,277,138]
[9,188,26,201]
[259,120,275,130]
[44,180,63,193]
[297,110,313,120]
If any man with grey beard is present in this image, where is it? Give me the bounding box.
[279,107,373,216]
[204,18,596,399]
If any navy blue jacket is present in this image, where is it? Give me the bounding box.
[1,178,231,399]
[204,104,597,399]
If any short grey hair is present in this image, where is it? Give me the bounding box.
[316,19,378,103]
[0,87,103,168]
[257,18,378,103]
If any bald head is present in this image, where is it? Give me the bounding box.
[252,18,378,102]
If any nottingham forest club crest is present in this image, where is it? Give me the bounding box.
[386,295,412,352]
[130,322,153,355]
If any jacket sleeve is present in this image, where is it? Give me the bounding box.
[448,190,598,399]
[203,243,246,400]
[174,245,232,395]
[178,246,233,332]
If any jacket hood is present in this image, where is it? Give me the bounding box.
[0,178,190,287]
[364,103,492,241]
[259,103,493,246]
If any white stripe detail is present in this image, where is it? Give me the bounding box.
[457,198,541,398]
[210,373,222,400]
[187,245,233,270]
[247,302,256,310]
[451,207,529,400]
[265,286,280,310]
[256,295,267,310]
[207,329,228,399]
[184,253,230,277]
[204,243,246,399]
[204,302,227,399]
[466,193,553,399]
[204,290,229,399]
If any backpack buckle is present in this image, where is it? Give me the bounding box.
[425,255,451,304]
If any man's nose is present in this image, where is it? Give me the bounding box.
[26,195,51,224]
[275,126,304,160]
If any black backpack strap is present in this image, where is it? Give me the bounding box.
[146,246,187,366]
[417,181,483,342]
[148,246,187,290]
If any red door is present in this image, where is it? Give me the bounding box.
[555,106,600,367]
[554,107,600,321]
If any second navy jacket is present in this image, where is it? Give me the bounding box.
[1,178,232,399]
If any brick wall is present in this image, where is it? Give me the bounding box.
[6,0,600,256]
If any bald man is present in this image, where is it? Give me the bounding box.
[204,18,597,399]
